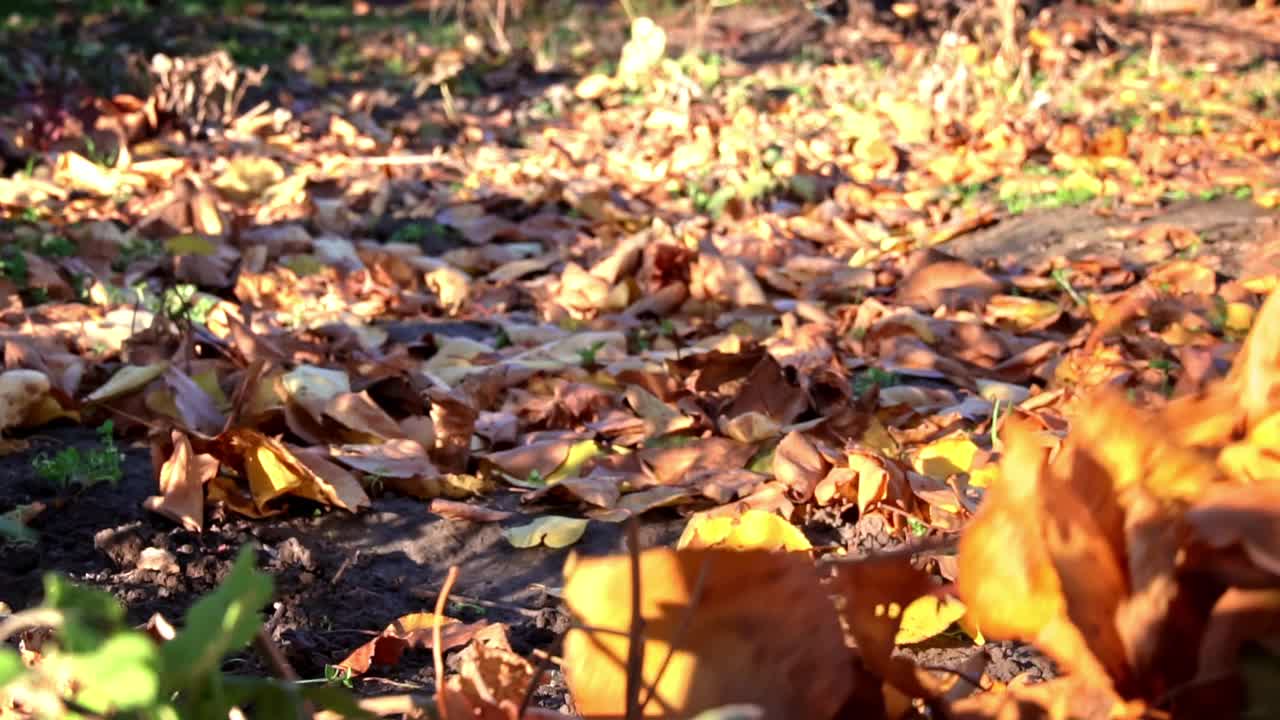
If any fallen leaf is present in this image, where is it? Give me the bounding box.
[503,516,589,548]
[0,369,51,433]
[562,548,855,718]
[337,612,486,676]
[677,509,811,552]
[428,499,513,523]
[143,431,218,532]
[85,362,168,404]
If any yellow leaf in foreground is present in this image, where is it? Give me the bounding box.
[562,548,853,719]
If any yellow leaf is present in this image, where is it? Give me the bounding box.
[574,73,615,100]
[547,439,603,484]
[86,362,169,403]
[1062,168,1103,196]
[1224,301,1256,334]
[164,234,218,256]
[503,516,589,548]
[914,435,980,480]
[214,155,285,200]
[895,594,968,644]
[242,436,307,508]
[280,365,350,418]
[677,509,811,552]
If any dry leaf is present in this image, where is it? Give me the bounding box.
[562,548,854,718]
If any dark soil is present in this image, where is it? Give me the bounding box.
[0,423,684,707]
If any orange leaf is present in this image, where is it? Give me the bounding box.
[561,548,855,718]
[337,612,486,676]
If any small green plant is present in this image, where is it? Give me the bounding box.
[576,340,608,367]
[0,507,37,545]
[113,236,164,270]
[907,517,929,537]
[33,234,76,258]
[0,548,365,718]
[161,283,218,326]
[32,421,124,491]
[853,367,900,397]
[449,599,487,616]
[82,136,119,168]
[1149,357,1177,398]
[0,246,28,285]
[310,664,355,689]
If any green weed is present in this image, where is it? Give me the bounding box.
[32,421,124,491]
[853,367,900,397]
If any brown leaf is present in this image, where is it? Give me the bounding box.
[438,624,542,720]
[330,439,438,479]
[163,367,226,436]
[723,354,809,426]
[831,555,943,699]
[427,499,513,523]
[637,437,757,486]
[957,416,1120,691]
[324,390,406,441]
[1186,483,1280,579]
[337,612,487,676]
[430,386,478,473]
[772,431,829,502]
[897,249,1002,311]
[144,430,218,532]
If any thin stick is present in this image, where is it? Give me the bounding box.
[253,627,309,720]
[253,627,299,682]
[434,565,461,720]
[623,518,645,720]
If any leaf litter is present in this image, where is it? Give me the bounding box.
[5,0,1280,717]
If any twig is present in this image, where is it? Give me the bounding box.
[440,83,460,126]
[253,627,308,720]
[623,518,645,720]
[339,152,451,167]
[253,627,300,682]
[331,550,361,586]
[433,565,461,720]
